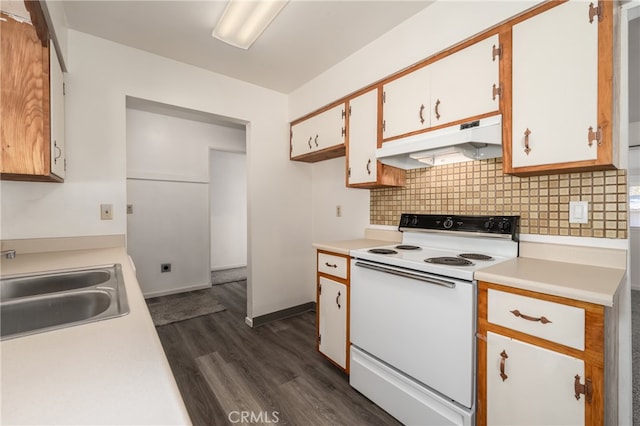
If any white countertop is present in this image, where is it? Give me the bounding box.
[474,257,625,306]
[0,247,191,425]
[312,239,395,255]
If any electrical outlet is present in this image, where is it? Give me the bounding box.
[569,201,588,224]
[100,204,113,220]
[336,205,342,217]
[127,204,134,214]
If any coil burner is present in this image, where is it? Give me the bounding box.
[395,245,421,250]
[458,253,494,261]
[368,248,398,255]
[425,257,474,266]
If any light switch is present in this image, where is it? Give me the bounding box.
[569,201,588,224]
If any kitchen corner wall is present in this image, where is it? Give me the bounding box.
[371,159,628,239]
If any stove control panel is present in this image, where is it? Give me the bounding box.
[399,214,519,240]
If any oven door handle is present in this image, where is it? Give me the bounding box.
[354,261,456,289]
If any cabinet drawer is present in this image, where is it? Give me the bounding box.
[318,253,348,279]
[487,289,585,351]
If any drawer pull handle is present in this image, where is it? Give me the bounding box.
[510,309,552,324]
[336,291,341,309]
[366,158,372,175]
[325,262,338,268]
[419,104,425,124]
[499,350,508,381]
[434,99,441,120]
[308,137,313,149]
[574,374,592,402]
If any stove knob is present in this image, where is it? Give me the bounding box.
[411,216,419,226]
[484,220,494,230]
[443,218,454,229]
[401,216,409,226]
[501,221,511,233]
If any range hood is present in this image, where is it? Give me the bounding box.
[376,115,503,169]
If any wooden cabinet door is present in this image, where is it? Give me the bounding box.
[348,89,378,185]
[318,277,347,369]
[290,115,315,158]
[486,331,585,426]
[510,0,601,170]
[429,34,500,127]
[382,66,430,140]
[50,42,65,179]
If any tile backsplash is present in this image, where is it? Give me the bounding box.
[370,159,628,239]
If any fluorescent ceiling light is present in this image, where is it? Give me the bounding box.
[212,0,288,50]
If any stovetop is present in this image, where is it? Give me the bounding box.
[350,214,520,281]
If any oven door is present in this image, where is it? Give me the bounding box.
[350,259,476,409]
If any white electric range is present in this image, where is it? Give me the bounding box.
[349,214,520,426]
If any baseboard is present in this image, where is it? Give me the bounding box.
[249,302,316,328]
[211,264,247,271]
[143,282,211,299]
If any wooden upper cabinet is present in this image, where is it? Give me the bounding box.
[1,8,65,182]
[382,34,501,142]
[504,0,614,176]
[290,103,346,162]
[347,88,405,188]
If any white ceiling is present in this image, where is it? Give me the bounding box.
[62,0,433,94]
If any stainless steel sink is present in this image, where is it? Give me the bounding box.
[0,264,130,340]
[1,269,111,301]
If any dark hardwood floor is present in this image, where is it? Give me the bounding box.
[154,281,401,426]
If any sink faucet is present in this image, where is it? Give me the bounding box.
[1,249,16,259]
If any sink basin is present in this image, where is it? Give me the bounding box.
[1,269,111,301]
[0,264,130,340]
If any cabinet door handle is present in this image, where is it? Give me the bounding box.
[419,104,425,124]
[366,158,372,175]
[510,309,552,324]
[524,128,532,155]
[308,137,313,149]
[336,291,341,309]
[54,141,62,164]
[499,350,509,381]
[314,134,319,147]
[574,374,592,402]
[324,262,337,268]
[434,99,441,120]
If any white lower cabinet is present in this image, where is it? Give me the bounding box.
[486,332,584,426]
[318,277,347,369]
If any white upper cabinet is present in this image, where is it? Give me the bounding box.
[382,34,500,141]
[511,1,597,169]
[290,103,346,161]
[348,89,378,185]
[429,34,500,126]
[506,0,615,175]
[382,66,431,140]
[50,42,65,180]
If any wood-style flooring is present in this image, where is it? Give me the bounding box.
[154,281,401,426]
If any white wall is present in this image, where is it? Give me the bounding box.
[127,179,210,297]
[311,157,370,242]
[0,30,314,319]
[210,150,247,270]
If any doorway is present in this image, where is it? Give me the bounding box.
[209,149,248,285]
[125,97,247,299]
